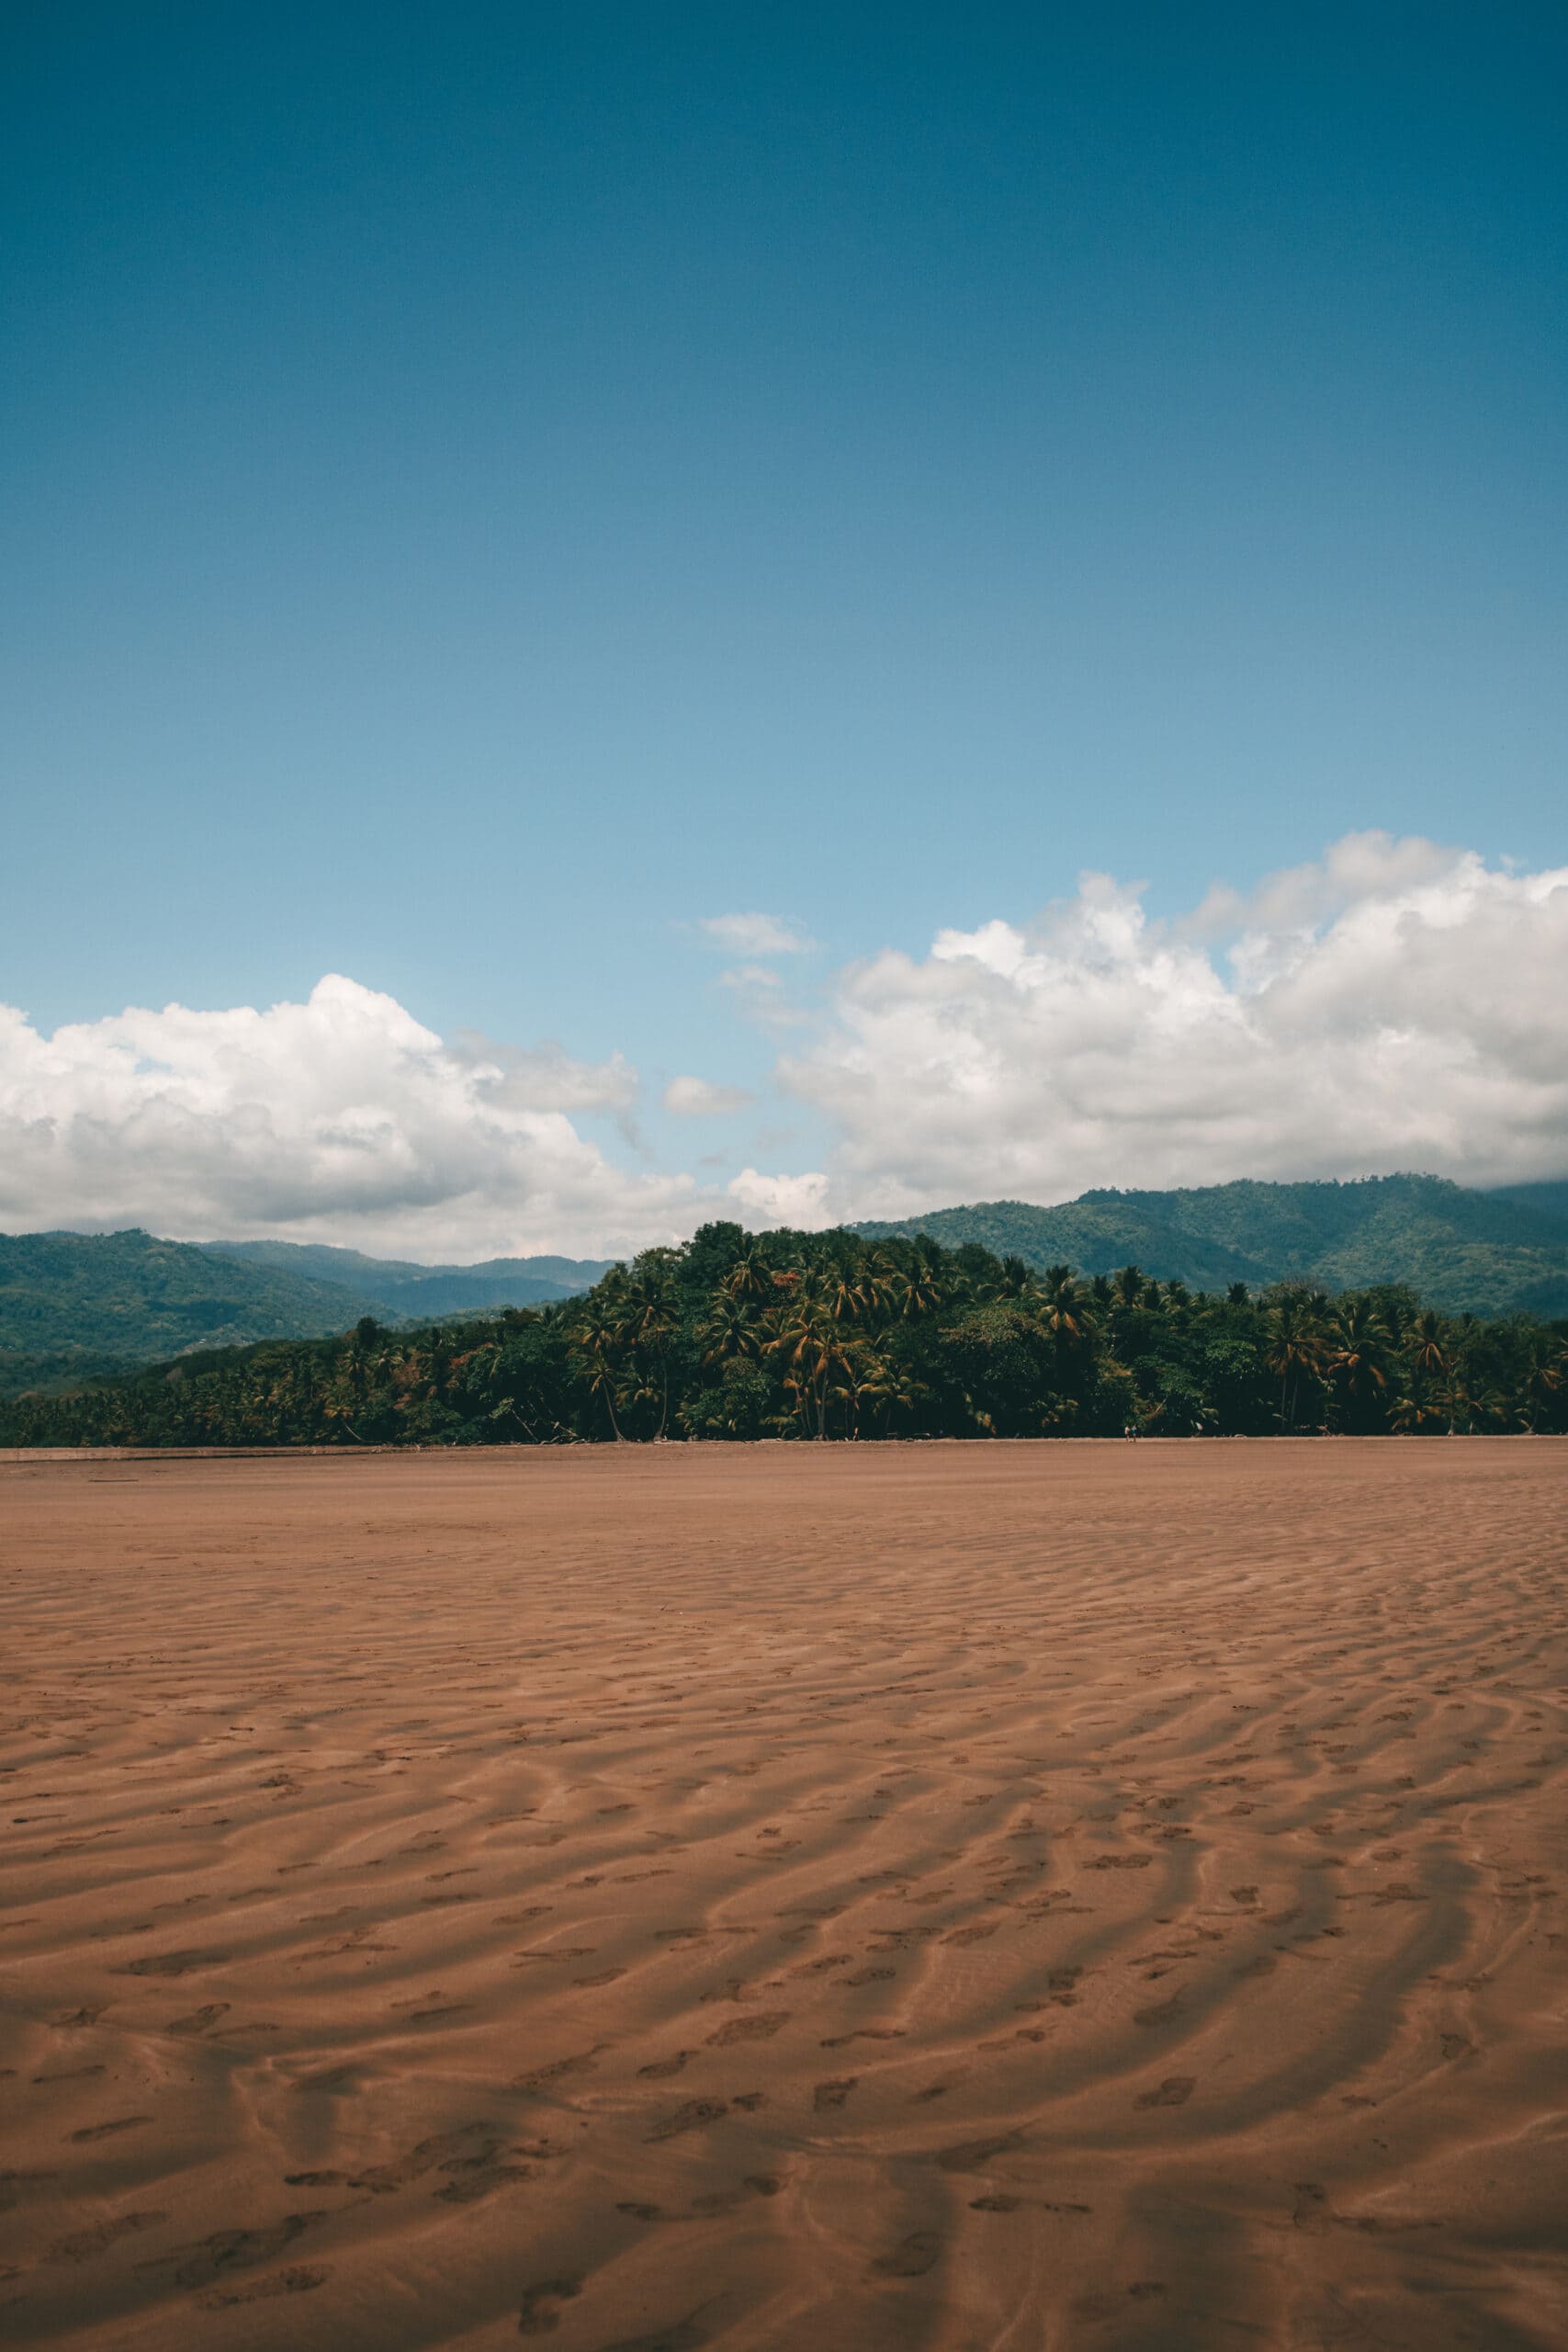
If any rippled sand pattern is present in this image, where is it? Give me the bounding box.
[3,1442,1566,2351]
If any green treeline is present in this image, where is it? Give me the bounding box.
[5,1221,1565,1449]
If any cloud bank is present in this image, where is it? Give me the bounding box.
[0,977,703,1259]
[2,837,1564,1258]
[782,835,1568,1215]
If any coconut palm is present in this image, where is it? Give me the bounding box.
[1265,1298,1323,1430]
[696,1290,758,1366]
[724,1243,773,1303]
[1038,1265,1094,1348]
[891,1258,944,1320]
[1112,1264,1146,1308]
[1515,1336,1565,1431]
[768,1283,854,1439]
[1408,1309,1450,1381]
[1322,1296,1392,1427]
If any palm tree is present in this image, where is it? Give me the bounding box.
[891,1259,944,1320]
[725,1243,773,1303]
[576,1331,626,1441]
[768,1283,853,1439]
[570,1280,632,1440]
[696,1290,758,1366]
[621,1266,680,1438]
[1113,1264,1146,1308]
[820,1259,875,1324]
[1038,1265,1094,1350]
[1265,1299,1322,1430]
[1408,1309,1450,1382]
[1322,1296,1392,1428]
[1520,1340,1564,1432]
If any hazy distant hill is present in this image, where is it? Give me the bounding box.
[855,1174,1568,1319]
[0,1229,383,1395]
[201,1239,614,1320]
[0,1230,612,1396]
[1487,1180,1568,1231]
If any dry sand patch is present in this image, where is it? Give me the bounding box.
[1,1439,1565,2349]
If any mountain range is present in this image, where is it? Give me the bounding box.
[2,1172,1565,1399]
[0,1230,612,1396]
[855,1174,1568,1320]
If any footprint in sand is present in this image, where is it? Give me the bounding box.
[347,2123,500,2194]
[513,2048,604,2091]
[870,2230,942,2278]
[813,2076,857,2110]
[197,2265,331,2309]
[705,2011,789,2047]
[168,2003,231,2036]
[518,2275,582,2334]
[937,2133,1021,2173]
[44,2211,166,2263]
[147,2213,325,2290]
[1135,2076,1195,2109]
[647,2099,728,2142]
[113,1947,231,1977]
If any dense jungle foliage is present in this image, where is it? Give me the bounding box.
[6,1221,1565,1448]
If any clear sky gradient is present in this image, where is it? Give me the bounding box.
[3,6,1565,1245]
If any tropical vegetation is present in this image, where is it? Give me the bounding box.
[856,1172,1568,1319]
[6,1219,1564,1449]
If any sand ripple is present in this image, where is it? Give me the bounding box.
[2,1441,1565,2348]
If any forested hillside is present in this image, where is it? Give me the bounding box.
[0,1230,384,1396]
[856,1174,1568,1318]
[0,1230,608,1396]
[6,1218,1563,1449]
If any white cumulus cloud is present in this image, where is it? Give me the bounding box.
[0,976,701,1259]
[726,1167,834,1227]
[779,835,1568,1216]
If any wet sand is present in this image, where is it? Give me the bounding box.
[2,1440,1565,2351]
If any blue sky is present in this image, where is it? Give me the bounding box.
[3,6,1565,1250]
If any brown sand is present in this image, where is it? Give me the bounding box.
[2,1440,1565,2352]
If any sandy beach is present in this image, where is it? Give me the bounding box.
[2,1439,1565,2351]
